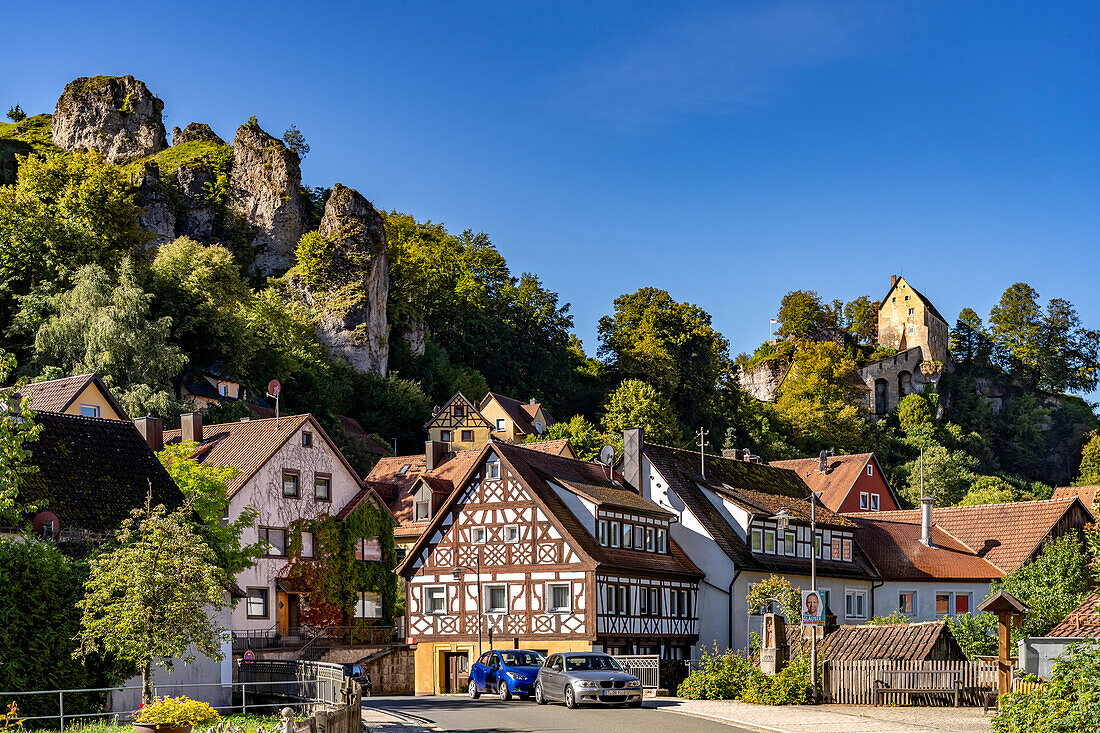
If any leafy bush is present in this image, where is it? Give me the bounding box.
[133,697,220,728]
[676,645,814,705]
[741,654,814,705]
[993,641,1100,733]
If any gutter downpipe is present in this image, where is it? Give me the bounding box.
[728,568,742,652]
[870,578,884,621]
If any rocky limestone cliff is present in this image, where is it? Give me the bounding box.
[298,184,389,375]
[134,162,176,247]
[175,162,218,240]
[738,359,789,402]
[51,76,167,163]
[229,123,305,275]
[172,122,225,147]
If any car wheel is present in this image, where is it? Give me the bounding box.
[498,680,512,701]
[564,686,577,709]
[535,682,547,705]
[469,681,480,699]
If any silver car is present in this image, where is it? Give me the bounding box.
[534,652,643,708]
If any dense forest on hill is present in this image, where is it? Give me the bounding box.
[2,85,1099,501]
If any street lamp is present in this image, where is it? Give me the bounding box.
[452,548,483,657]
[770,489,822,702]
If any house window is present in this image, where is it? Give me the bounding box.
[301,431,313,447]
[487,459,501,480]
[634,526,644,550]
[842,539,852,561]
[622,523,632,548]
[504,525,519,543]
[534,421,544,434]
[440,430,452,443]
[414,500,430,521]
[496,418,506,431]
[670,590,679,617]
[398,464,411,475]
[783,531,795,556]
[845,590,867,619]
[300,531,314,558]
[899,591,917,615]
[639,587,648,615]
[220,383,229,397]
[751,528,762,553]
[79,404,101,418]
[814,532,823,559]
[649,587,660,616]
[867,464,874,476]
[355,591,382,619]
[606,584,616,614]
[955,593,971,614]
[609,521,621,548]
[260,527,286,556]
[486,585,507,614]
[764,529,776,554]
[598,520,607,546]
[548,583,571,613]
[618,585,628,616]
[424,586,446,615]
[936,593,951,616]
[314,475,331,501]
[908,308,915,316]
[472,526,486,544]
[859,492,869,510]
[461,430,474,442]
[247,588,269,618]
[282,472,299,498]
[645,527,655,551]
[831,538,842,560]
[870,494,880,511]
[656,528,667,553]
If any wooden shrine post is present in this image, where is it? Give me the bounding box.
[977,589,1029,696]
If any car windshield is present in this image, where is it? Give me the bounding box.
[565,654,622,672]
[501,652,543,667]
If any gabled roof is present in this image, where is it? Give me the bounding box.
[514,437,576,458]
[1048,588,1100,638]
[1051,485,1099,511]
[422,391,492,430]
[397,441,703,581]
[335,414,389,456]
[771,453,901,513]
[867,498,1092,575]
[480,392,556,435]
[15,373,129,420]
[334,484,396,522]
[880,276,949,326]
[785,621,966,662]
[164,414,361,498]
[642,444,870,579]
[851,515,1001,580]
[20,411,183,533]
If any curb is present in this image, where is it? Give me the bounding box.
[361,705,439,731]
[656,706,795,733]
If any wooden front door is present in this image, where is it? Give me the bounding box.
[277,591,289,636]
[443,652,470,693]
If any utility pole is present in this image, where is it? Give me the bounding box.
[810,490,818,703]
[697,427,709,479]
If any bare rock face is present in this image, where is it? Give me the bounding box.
[229,122,305,275]
[737,360,789,402]
[172,122,225,147]
[51,76,168,163]
[301,184,389,375]
[134,162,176,247]
[175,163,218,240]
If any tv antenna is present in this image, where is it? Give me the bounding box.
[266,379,282,428]
[697,427,709,479]
[598,444,616,482]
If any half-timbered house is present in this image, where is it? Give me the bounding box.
[397,440,702,695]
[424,392,493,451]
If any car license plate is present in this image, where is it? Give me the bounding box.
[603,690,627,696]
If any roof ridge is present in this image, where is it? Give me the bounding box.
[33,410,128,425]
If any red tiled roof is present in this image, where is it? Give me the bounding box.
[867,498,1092,575]
[785,621,966,661]
[852,516,1001,580]
[15,373,129,420]
[481,392,556,435]
[516,438,574,457]
[1051,486,1099,511]
[1048,588,1100,638]
[771,453,898,513]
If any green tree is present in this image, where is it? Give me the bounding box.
[896,393,936,445]
[989,283,1043,381]
[775,290,829,338]
[773,340,866,453]
[75,499,229,704]
[999,534,1090,644]
[901,443,978,506]
[34,260,187,417]
[746,574,801,623]
[843,295,878,344]
[0,351,41,526]
[6,105,26,122]
[1037,298,1100,393]
[282,125,310,158]
[946,612,998,659]
[959,475,1018,506]
[1075,431,1100,486]
[527,414,605,461]
[950,308,993,364]
[597,287,730,432]
[156,442,266,577]
[994,641,1100,733]
[601,379,680,445]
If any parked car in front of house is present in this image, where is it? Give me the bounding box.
[534,652,643,708]
[468,649,545,700]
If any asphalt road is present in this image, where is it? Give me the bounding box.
[365,694,756,733]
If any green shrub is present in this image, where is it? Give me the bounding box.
[741,654,814,706]
[993,641,1100,733]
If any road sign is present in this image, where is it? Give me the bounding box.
[243,650,255,662]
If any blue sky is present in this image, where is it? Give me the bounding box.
[5,1,1099,363]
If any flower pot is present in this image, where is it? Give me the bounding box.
[135,724,193,733]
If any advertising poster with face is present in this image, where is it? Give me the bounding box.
[802,589,825,626]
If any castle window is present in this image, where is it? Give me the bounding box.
[891,297,896,302]
[908,308,914,316]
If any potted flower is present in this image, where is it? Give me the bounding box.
[132,696,220,733]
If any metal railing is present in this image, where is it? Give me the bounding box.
[0,678,332,731]
[613,655,660,689]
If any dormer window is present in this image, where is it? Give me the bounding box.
[219,383,229,397]
[414,500,430,521]
[534,422,544,434]
[398,464,411,475]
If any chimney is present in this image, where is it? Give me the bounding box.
[622,427,644,492]
[425,440,447,472]
[135,416,164,452]
[891,274,897,288]
[920,497,934,547]
[529,398,536,405]
[181,412,203,444]
[722,448,739,460]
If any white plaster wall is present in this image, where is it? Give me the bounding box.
[873,580,992,623]
[548,482,597,535]
[229,421,364,632]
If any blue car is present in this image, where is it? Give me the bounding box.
[468,649,545,701]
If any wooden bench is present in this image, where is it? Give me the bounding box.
[873,670,964,707]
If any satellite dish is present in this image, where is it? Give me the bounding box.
[599,445,616,466]
[33,511,60,540]
[266,379,282,398]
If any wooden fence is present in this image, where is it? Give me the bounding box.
[295,678,361,733]
[823,659,998,706]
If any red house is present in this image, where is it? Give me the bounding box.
[770,453,901,514]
